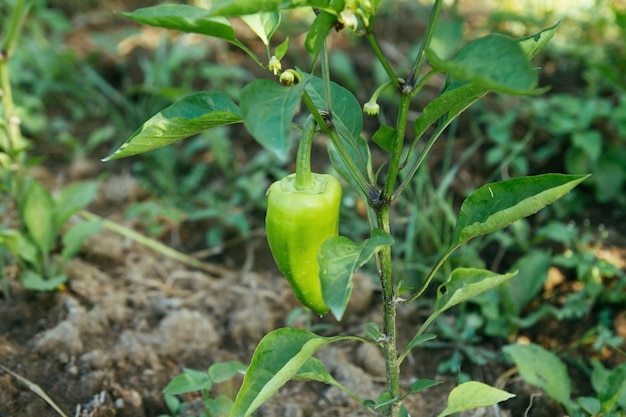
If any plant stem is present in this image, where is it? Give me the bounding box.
[295,116,316,190]
[377,205,400,417]
[374,80,412,417]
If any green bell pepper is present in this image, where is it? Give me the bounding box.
[265,117,341,315]
[266,173,341,315]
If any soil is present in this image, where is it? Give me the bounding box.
[2,2,626,417]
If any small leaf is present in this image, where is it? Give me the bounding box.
[408,379,442,395]
[229,328,335,417]
[319,230,393,320]
[209,361,247,384]
[518,21,560,59]
[427,34,539,95]
[208,0,330,16]
[241,12,280,45]
[421,268,516,333]
[22,181,56,254]
[400,334,437,360]
[163,368,212,396]
[103,91,241,161]
[20,271,67,292]
[577,397,601,415]
[239,78,308,161]
[61,219,103,264]
[294,356,361,402]
[122,5,238,41]
[54,181,100,231]
[451,174,589,248]
[437,381,515,417]
[503,343,573,409]
[372,125,396,153]
[274,37,289,60]
[0,229,40,267]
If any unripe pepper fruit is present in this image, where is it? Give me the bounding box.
[266,173,341,315]
[265,116,341,315]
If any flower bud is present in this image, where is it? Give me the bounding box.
[363,100,380,116]
[269,56,281,75]
[279,70,296,86]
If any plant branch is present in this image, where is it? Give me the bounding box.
[366,32,400,91]
[405,0,443,90]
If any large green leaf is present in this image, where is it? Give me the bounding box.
[427,34,540,95]
[103,91,241,161]
[319,230,393,320]
[305,76,371,183]
[239,78,308,161]
[414,23,559,140]
[451,174,588,248]
[241,12,280,45]
[208,0,330,16]
[504,343,573,411]
[21,181,55,255]
[420,268,516,333]
[121,5,238,41]
[229,328,336,417]
[437,381,515,417]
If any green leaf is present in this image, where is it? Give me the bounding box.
[241,12,280,45]
[239,78,308,161]
[503,343,573,409]
[163,368,213,396]
[274,37,289,60]
[318,230,393,320]
[593,361,626,411]
[61,219,103,264]
[20,270,67,292]
[305,76,363,149]
[208,0,330,16]
[103,91,241,161]
[229,328,335,417]
[503,250,552,315]
[209,361,248,384]
[407,379,442,396]
[421,268,516,333]
[518,21,560,59]
[21,181,56,255]
[372,124,396,153]
[427,34,540,95]
[400,333,437,360]
[414,81,488,138]
[436,381,515,417]
[54,181,100,231]
[121,5,238,40]
[0,229,40,267]
[451,174,589,248]
[305,76,371,185]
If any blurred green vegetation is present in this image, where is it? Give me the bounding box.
[1,0,624,394]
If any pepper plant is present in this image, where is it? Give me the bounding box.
[103,1,588,416]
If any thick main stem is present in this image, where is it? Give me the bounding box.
[376,88,412,417]
[377,205,400,417]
